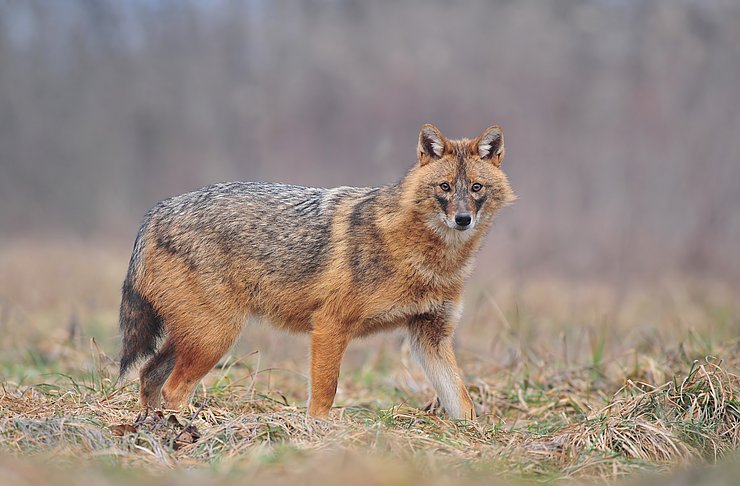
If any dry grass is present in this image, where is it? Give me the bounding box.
[0,240,739,485]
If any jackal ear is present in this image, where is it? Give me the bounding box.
[476,125,505,167]
[417,124,447,166]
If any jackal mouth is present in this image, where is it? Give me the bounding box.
[447,219,476,232]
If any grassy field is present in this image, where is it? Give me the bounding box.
[0,240,738,485]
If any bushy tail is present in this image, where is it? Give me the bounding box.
[118,231,163,381]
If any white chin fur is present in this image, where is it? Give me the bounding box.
[426,215,475,245]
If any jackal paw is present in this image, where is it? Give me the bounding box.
[422,396,443,415]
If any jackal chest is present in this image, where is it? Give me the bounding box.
[352,299,441,337]
[352,278,458,336]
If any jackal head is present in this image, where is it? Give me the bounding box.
[412,124,515,238]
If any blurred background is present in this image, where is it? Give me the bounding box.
[1,0,739,284]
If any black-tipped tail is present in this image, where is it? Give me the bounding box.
[118,278,163,380]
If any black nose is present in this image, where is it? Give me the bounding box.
[455,214,472,227]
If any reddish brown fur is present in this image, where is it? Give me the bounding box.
[120,124,514,419]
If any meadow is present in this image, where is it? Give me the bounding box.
[0,240,737,485]
[2,1,739,484]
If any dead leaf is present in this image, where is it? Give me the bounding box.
[110,424,138,436]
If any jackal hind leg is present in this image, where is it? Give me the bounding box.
[161,314,242,410]
[408,311,475,420]
[139,338,177,409]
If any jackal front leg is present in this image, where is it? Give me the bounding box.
[408,306,475,420]
[307,328,350,418]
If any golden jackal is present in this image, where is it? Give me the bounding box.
[119,124,514,419]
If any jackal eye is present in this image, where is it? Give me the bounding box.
[439,182,451,192]
[471,183,483,192]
